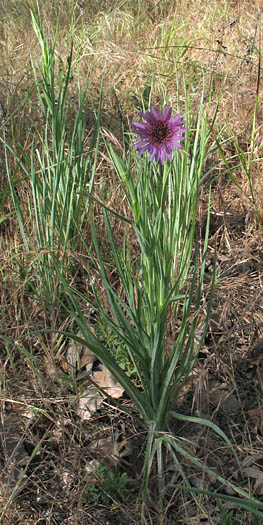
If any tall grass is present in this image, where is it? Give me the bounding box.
[3,4,101,306]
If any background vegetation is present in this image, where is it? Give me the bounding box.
[1,1,263,523]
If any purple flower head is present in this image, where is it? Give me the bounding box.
[132,105,187,164]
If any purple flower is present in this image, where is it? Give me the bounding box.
[132,105,187,164]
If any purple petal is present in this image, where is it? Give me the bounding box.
[165,146,172,161]
[170,114,185,125]
[160,148,166,164]
[133,128,147,136]
[132,121,147,130]
[149,147,157,161]
[150,106,161,120]
[141,110,155,123]
[137,144,151,154]
[162,105,172,121]
[133,140,149,148]
[171,134,186,142]
[175,126,187,133]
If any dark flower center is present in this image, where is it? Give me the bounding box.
[148,121,171,145]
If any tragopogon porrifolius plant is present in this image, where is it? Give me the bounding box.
[63,79,263,519]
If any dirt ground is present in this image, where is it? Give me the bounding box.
[1,1,263,523]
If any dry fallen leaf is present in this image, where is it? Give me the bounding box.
[92,366,124,399]
[76,367,124,420]
[66,330,97,374]
[76,384,104,420]
[64,330,124,420]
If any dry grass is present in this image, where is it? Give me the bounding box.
[1,0,263,523]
